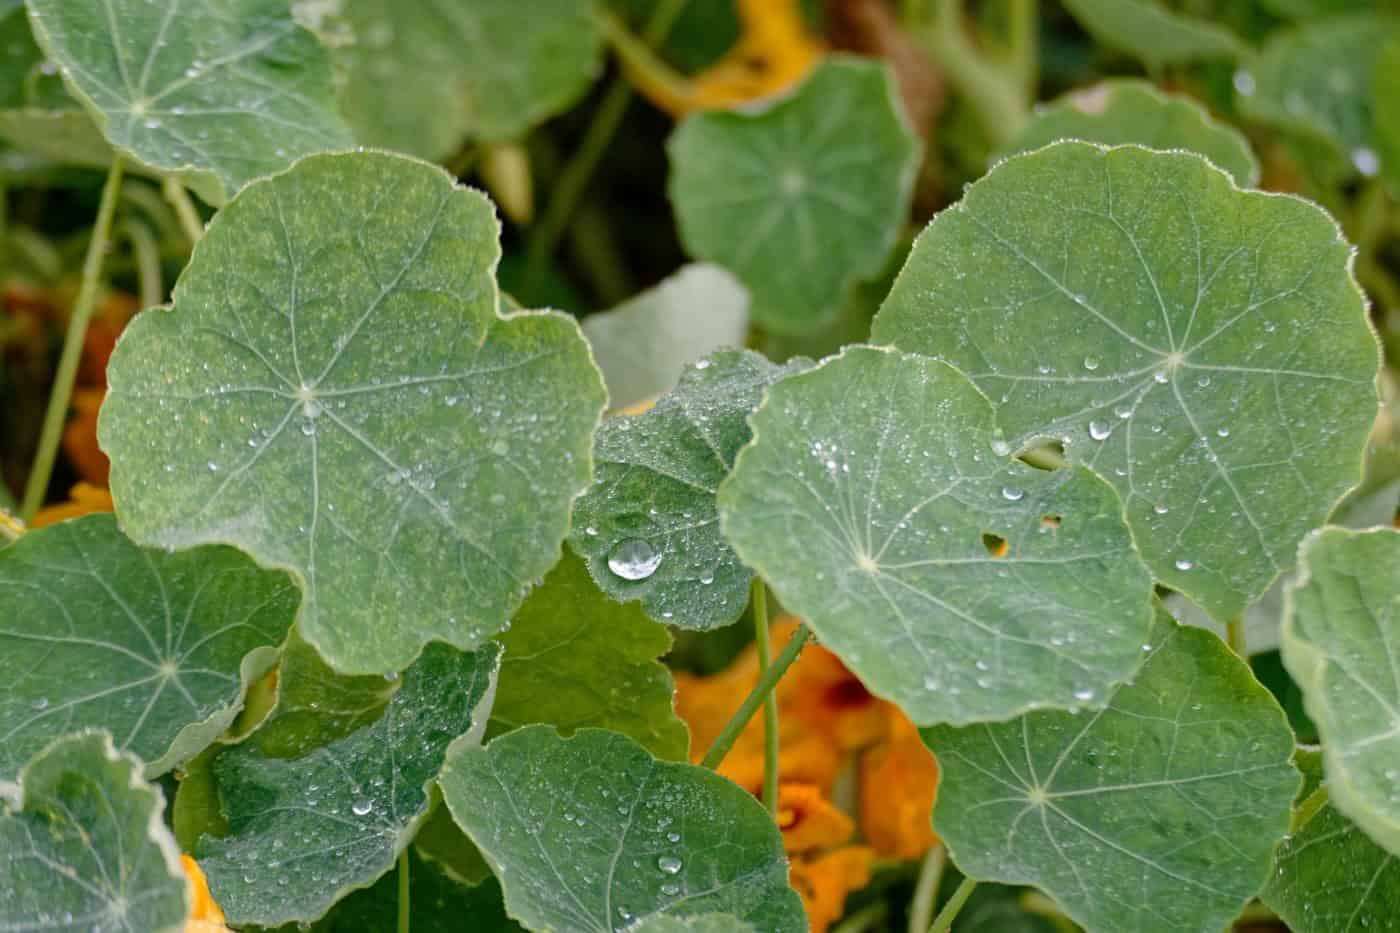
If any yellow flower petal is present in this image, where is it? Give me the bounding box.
[30,482,114,528]
[181,854,229,930]
[789,845,875,933]
[858,709,940,860]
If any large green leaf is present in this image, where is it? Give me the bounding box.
[0,513,298,780]
[1262,748,1400,931]
[195,641,500,926]
[924,611,1300,933]
[99,150,606,676]
[873,142,1379,622]
[440,726,805,932]
[1059,0,1243,69]
[571,349,808,632]
[581,264,750,413]
[717,346,1154,726]
[0,732,190,933]
[1004,80,1258,187]
[634,916,757,933]
[1283,527,1400,855]
[668,56,919,336]
[491,549,689,760]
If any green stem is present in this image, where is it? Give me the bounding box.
[751,579,780,814]
[122,218,163,310]
[1006,0,1039,94]
[922,0,1030,147]
[701,623,813,770]
[1225,615,1246,658]
[907,845,947,933]
[928,877,977,933]
[162,176,204,245]
[19,157,125,521]
[1291,783,1330,833]
[397,849,410,933]
[832,902,890,933]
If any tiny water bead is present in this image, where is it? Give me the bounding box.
[1001,486,1024,501]
[657,855,682,875]
[607,539,662,581]
[1088,420,1112,441]
[351,798,373,816]
[1176,559,1194,571]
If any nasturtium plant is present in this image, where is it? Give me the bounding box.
[1059,0,1244,69]
[0,512,298,779]
[634,915,756,933]
[874,141,1380,622]
[1379,38,1400,197]
[668,56,919,336]
[99,150,606,675]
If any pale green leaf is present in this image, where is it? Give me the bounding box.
[873,142,1379,622]
[1004,80,1258,187]
[440,725,805,932]
[718,345,1155,725]
[571,349,808,632]
[0,513,298,780]
[25,0,353,202]
[1283,527,1400,855]
[633,915,757,933]
[195,641,500,926]
[1059,0,1243,69]
[491,549,689,760]
[668,56,919,336]
[924,610,1300,933]
[99,150,606,676]
[0,732,190,933]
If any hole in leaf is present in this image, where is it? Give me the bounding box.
[1041,514,1062,529]
[982,532,1009,558]
[1016,438,1067,471]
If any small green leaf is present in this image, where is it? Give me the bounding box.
[196,641,500,926]
[0,732,190,933]
[491,549,689,760]
[873,142,1379,622]
[924,610,1300,933]
[718,346,1155,725]
[572,349,809,632]
[99,150,606,676]
[1059,0,1243,69]
[1003,80,1259,187]
[668,57,919,336]
[440,726,805,932]
[0,513,298,779]
[0,4,40,107]
[633,915,757,933]
[582,264,750,413]
[1283,527,1400,855]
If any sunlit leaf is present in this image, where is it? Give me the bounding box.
[0,513,298,780]
[1059,0,1243,69]
[440,725,805,932]
[1283,527,1400,855]
[0,732,190,933]
[572,349,809,631]
[873,142,1379,622]
[718,346,1155,725]
[668,57,919,336]
[925,610,1300,933]
[99,150,606,676]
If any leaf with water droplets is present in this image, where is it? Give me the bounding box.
[1283,527,1400,856]
[0,732,190,933]
[0,513,298,780]
[25,0,354,203]
[924,609,1300,933]
[1005,80,1259,187]
[98,151,606,676]
[193,641,499,926]
[874,142,1379,622]
[668,57,919,336]
[633,915,757,933]
[1058,0,1243,69]
[439,726,805,932]
[571,349,808,631]
[717,346,1155,725]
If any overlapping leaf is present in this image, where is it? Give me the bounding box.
[925,611,1300,933]
[440,726,805,932]
[1059,0,1243,69]
[1283,527,1400,855]
[195,642,500,926]
[0,732,190,933]
[873,142,1379,622]
[99,151,606,675]
[718,346,1155,725]
[572,349,808,631]
[668,57,919,336]
[0,513,298,779]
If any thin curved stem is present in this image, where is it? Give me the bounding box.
[162,176,204,245]
[928,877,977,933]
[701,622,812,770]
[752,579,780,814]
[397,849,410,933]
[1225,616,1246,658]
[908,845,947,933]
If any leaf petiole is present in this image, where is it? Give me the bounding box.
[752,578,780,815]
[700,621,812,771]
[397,849,410,933]
[928,876,977,933]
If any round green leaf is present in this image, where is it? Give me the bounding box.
[717,346,1155,726]
[1059,0,1243,69]
[196,641,500,926]
[0,513,298,780]
[24,0,353,202]
[873,142,1380,622]
[634,915,757,933]
[440,725,805,932]
[98,150,606,676]
[0,732,190,933]
[1004,80,1259,187]
[924,611,1300,933]
[571,349,809,632]
[1283,527,1400,855]
[668,56,919,336]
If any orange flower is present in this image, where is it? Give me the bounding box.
[63,387,109,486]
[30,482,113,528]
[776,619,891,753]
[776,782,853,854]
[789,846,875,933]
[859,708,940,860]
[180,854,230,932]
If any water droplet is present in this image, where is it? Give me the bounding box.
[608,539,662,581]
[1175,558,1194,571]
[990,439,1012,456]
[491,439,509,456]
[1088,420,1111,441]
[207,461,219,472]
[666,831,681,843]
[1216,427,1230,438]
[1073,688,1095,702]
[694,359,711,370]
[1232,70,1256,96]
[657,855,682,875]
[699,571,715,585]
[584,526,598,536]
[1353,147,1380,177]
[1001,486,1024,501]
[1153,503,1168,514]
[1083,355,1100,371]
[301,420,316,436]
[31,697,48,711]
[1154,369,1170,384]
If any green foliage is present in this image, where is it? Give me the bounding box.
[1059,0,1244,68]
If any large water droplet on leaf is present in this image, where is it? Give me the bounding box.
[607,539,662,581]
